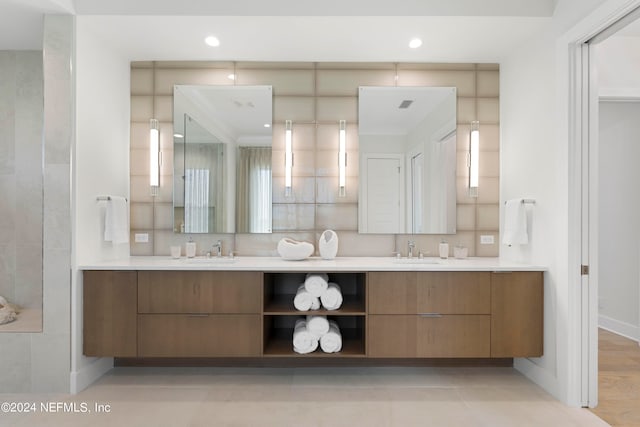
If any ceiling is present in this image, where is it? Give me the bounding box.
[1,0,557,61]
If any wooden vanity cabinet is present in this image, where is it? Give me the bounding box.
[83,270,138,357]
[368,272,491,357]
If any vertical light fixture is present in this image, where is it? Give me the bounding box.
[469,120,480,197]
[338,120,347,197]
[150,118,160,196]
[285,120,293,197]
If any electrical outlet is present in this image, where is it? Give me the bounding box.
[134,233,149,243]
[480,235,495,245]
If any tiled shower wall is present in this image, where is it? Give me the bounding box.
[0,51,43,309]
[130,62,500,257]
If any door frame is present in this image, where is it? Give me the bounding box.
[565,0,640,408]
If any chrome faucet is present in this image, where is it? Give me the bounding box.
[408,240,415,258]
[211,240,222,257]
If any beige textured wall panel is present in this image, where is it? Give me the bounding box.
[273,204,315,231]
[130,230,154,255]
[131,175,153,203]
[154,203,174,230]
[131,68,153,95]
[477,98,500,124]
[475,232,499,256]
[272,176,315,203]
[456,178,477,205]
[153,96,172,122]
[131,96,153,122]
[316,176,358,204]
[477,204,499,230]
[477,177,500,204]
[316,70,395,96]
[130,122,148,149]
[315,150,358,177]
[480,151,499,178]
[456,124,471,152]
[316,124,359,150]
[130,148,148,176]
[479,124,500,151]
[457,98,476,124]
[236,69,314,95]
[272,149,315,177]
[335,232,395,257]
[154,69,233,95]
[272,123,315,151]
[316,97,357,122]
[456,204,476,231]
[316,204,358,231]
[397,70,475,97]
[130,202,153,230]
[273,96,315,122]
[235,232,316,256]
[477,71,500,97]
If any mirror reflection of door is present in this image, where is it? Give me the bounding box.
[362,155,402,233]
[411,152,424,233]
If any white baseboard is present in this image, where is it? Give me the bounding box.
[598,314,640,342]
[70,357,113,394]
[514,358,565,403]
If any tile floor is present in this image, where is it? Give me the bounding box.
[0,366,609,427]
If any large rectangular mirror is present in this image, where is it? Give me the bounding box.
[358,86,457,234]
[173,85,273,234]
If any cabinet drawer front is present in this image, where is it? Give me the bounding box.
[138,314,262,357]
[368,315,490,358]
[138,271,262,314]
[417,272,490,314]
[368,272,490,314]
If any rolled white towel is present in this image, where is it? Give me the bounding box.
[293,284,320,311]
[306,315,330,339]
[320,282,343,310]
[293,319,318,354]
[304,273,329,297]
[320,320,342,353]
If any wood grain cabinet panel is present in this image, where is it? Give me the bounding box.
[368,272,490,314]
[138,314,262,357]
[83,271,137,357]
[138,271,262,314]
[368,315,490,357]
[491,272,544,357]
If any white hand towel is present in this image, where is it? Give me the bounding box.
[104,196,129,244]
[502,198,528,246]
[293,319,318,354]
[306,315,330,339]
[304,273,329,297]
[320,282,343,311]
[320,320,342,353]
[293,284,320,311]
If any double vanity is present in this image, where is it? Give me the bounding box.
[81,257,544,365]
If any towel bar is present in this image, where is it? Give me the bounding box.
[504,199,535,205]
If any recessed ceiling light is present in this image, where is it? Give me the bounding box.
[264,124,271,128]
[174,133,184,138]
[228,73,236,80]
[409,38,423,49]
[205,36,220,47]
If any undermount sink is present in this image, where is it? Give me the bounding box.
[184,257,237,264]
[392,258,440,264]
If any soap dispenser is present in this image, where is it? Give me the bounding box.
[439,240,449,259]
[185,237,197,258]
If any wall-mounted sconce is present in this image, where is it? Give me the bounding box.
[339,120,347,197]
[468,120,479,197]
[150,118,160,196]
[285,120,293,197]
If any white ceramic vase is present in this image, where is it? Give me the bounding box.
[319,230,339,260]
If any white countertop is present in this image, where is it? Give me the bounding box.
[78,256,546,272]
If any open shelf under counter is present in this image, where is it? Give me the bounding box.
[263,294,366,315]
[263,328,366,358]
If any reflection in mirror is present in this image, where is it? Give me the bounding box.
[358,86,457,234]
[173,85,273,234]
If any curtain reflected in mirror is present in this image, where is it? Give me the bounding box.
[237,147,272,233]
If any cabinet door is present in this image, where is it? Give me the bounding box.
[138,271,262,314]
[368,272,490,314]
[83,271,137,357]
[368,315,490,357]
[491,272,543,357]
[138,314,262,357]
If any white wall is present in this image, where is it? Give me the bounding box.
[71,17,131,392]
[500,0,615,406]
[597,101,640,340]
[597,36,640,98]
